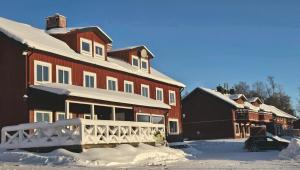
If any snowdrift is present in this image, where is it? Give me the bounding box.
[0,144,187,167]
[279,138,300,160]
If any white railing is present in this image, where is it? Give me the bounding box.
[0,119,165,149]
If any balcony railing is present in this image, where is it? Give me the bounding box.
[258,113,272,122]
[1,119,165,150]
[236,110,272,123]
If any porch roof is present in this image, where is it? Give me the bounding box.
[30,83,171,109]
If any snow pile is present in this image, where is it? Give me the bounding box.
[279,138,300,160]
[0,144,186,167]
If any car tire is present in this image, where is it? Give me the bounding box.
[249,145,259,152]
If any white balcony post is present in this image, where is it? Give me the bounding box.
[65,100,70,119]
[18,130,23,144]
[112,107,116,121]
[91,104,95,120]
[1,129,6,144]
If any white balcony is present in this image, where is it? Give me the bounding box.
[1,118,165,150]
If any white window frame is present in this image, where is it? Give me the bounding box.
[156,87,164,102]
[136,113,151,122]
[34,60,52,85]
[84,114,92,119]
[94,41,105,58]
[234,123,240,135]
[151,114,165,124]
[80,38,92,56]
[56,112,66,121]
[141,84,150,98]
[169,90,176,106]
[168,118,179,135]
[83,71,97,88]
[56,65,72,85]
[141,58,148,71]
[106,76,118,91]
[124,80,134,93]
[131,55,140,68]
[34,110,53,123]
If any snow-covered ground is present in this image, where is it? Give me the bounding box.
[1,138,300,170]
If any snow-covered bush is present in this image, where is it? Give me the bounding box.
[279,138,300,160]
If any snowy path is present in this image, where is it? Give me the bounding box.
[1,139,300,169]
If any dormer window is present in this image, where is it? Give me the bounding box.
[132,55,140,68]
[80,38,92,56]
[141,58,148,70]
[94,42,105,58]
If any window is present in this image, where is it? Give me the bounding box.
[56,65,71,84]
[168,119,179,134]
[80,38,92,56]
[141,84,150,98]
[94,42,105,58]
[152,115,165,124]
[34,60,52,84]
[156,88,164,102]
[83,71,96,88]
[136,113,151,122]
[56,112,65,121]
[34,110,52,123]
[169,90,176,106]
[107,76,118,91]
[132,55,140,68]
[235,123,240,135]
[124,80,134,93]
[141,58,148,70]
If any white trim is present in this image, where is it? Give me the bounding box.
[106,76,118,91]
[141,84,150,98]
[155,87,164,102]
[83,71,97,88]
[55,112,66,121]
[136,113,151,122]
[68,100,133,110]
[94,41,105,59]
[141,58,148,71]
[131,55,140,68]
[80,38,92,56]
[34,60,52,85]
[124,80,134,93]
[168,118,179,135]
[168,90,176,106]
[56,65,72,85]
[234,123,240,135]
[84,114,92,119]
[33,110,53,123]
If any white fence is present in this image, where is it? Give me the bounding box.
[1,119,165,149]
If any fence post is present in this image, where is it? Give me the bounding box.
[80,123,85,145]
[18,130,23,145]
[1,129,6,145]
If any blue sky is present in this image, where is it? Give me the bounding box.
[1,0,299,112]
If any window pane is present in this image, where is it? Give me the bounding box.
[58,114,65,120]
[36,112,43,122]
[142,61,147,69]
[125,84,132,93]
[85,75,90,87]
[142,87,148,97]
[137,115,150,122]
[43,66,49,81]
[37,65,43,81]
[58,70,64,83]
[64,70,69,84]
[170,121,178,133]
[96,46,103,56]
[152,116,164,124]
[90,77,94,88]
[82,42,90,52]
[133,58,139,66]
[44,113,50,122]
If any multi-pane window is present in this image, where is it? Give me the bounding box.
[56,112,65,121]
[56,65,71,84]
[141,84,150,98]
[107,77,118,91]
[34,61,52,84]
[136,113,151,122]
[169,90,176,106]
[156,88,164,102]
[124,81,134,93]
[169,119,179,134]
[83,71,96,88]
[141,58,148,70]
[34,110,52,123]
[94,42,104,58]
[132,55,140,67]
[80,38,92,56]
[152,115,164,124]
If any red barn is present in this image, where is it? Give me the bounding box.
[0,14,185,151]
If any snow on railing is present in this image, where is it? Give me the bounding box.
[0,119,165,149]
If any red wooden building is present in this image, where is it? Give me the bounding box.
[182,87,296,140]
[0,14,185,150]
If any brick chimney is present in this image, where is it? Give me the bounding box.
[46,13,67,30]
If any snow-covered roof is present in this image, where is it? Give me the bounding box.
[243,102,259,112]
[247,97,263,104]
[199,87,243,108]
[30,83,171,109]
[0,17,184,87]
[47,26,113,43]
[260,104,297,119]
[229,94,247,101]
[109,45,155,58]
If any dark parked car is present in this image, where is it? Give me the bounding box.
[245,136,289,152]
